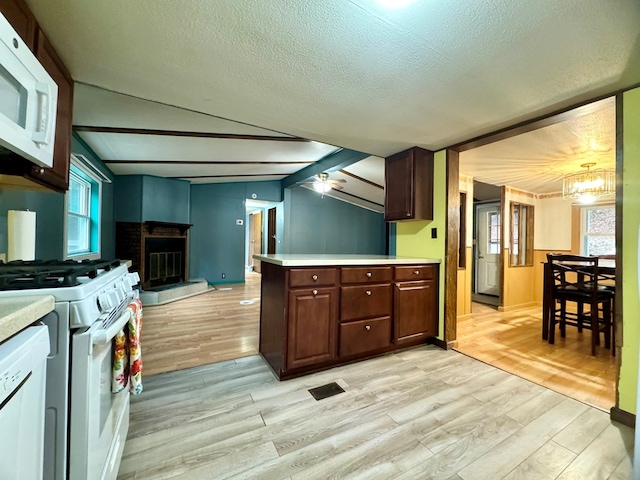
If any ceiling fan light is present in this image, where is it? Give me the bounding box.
[562,162,614,201]
[313,181,331,193]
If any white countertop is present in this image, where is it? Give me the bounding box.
[0,295,55,343]
[253,254,441,267]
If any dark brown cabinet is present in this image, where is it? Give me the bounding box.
[393,264,438,345]
[0,0,73,192]
[384,147,434,222]
[0,0,36,49]
[287,287,338,370]
[259,260,439,379]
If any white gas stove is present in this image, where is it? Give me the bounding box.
[0,259,140,480]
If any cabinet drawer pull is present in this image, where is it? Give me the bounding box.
[414,270,420,275]
[366,272,372,278]
[365,325,371,331]
[312,274,318,281]
[366,290,372,296]
[312,290,318,296]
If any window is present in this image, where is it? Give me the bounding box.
[581,205,615,256]
[65,160,102,259]
[488,211,501,254]
[509,202,534,266]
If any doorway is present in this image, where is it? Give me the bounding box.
[249,211,263,273]
[472,181,502,307]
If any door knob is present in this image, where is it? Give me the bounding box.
[479,254,484,258]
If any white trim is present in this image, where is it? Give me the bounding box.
[64,157,103,261]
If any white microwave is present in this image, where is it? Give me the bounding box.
[0,12,57,168]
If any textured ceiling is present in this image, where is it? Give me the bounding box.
[27,0,640,157]
[459,97,616,194]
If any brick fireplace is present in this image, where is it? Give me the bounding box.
[116,221,192,290]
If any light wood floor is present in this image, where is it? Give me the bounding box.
[456,303,617,411]
[140,273,261,376]
[118,346,633,479]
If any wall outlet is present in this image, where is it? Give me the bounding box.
[222,273,226,279]
[236,219,243,225]
[431,227,437,239]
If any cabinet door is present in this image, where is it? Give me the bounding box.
[394,280,437,345]
[28,28,73,192]
[384,149,414,221]
[0,0,36,50]
[287,287,337,370]
[384,147,434,222]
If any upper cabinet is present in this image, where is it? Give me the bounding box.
[0,0,73,192]
[0,0,35,49]
[384,147,434,222]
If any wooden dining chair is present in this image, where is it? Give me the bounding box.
[546,254,614,355]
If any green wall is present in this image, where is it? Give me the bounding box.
[620,86,640,414]
[395,149,447,339]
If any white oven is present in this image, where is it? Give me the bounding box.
[70,294,136,480]
[0,12,57,167]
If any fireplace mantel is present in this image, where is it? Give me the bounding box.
[145,221,193,235]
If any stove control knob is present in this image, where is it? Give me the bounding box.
[129,272,140,285]
[98,293,115,312]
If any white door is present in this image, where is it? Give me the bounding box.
[475,203,501,296]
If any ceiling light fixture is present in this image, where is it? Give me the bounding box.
[313,178,332,193]
[375,0,418,9]
[562,162,615,202]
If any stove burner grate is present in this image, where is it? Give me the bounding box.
[0,259,122,290]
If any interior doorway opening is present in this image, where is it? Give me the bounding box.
[472,181,502,307]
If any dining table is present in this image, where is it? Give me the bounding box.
[541,258,616,342]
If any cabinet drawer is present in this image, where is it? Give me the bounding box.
[339,317,391,357]
[341,266,392,284]
[340,284,392,321]
[394,265,436,282]
[289,268,337,288]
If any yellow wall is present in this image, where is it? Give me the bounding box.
[619,87,640,414]
[396,150,447,339]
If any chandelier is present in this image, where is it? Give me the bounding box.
[562,162,615,201]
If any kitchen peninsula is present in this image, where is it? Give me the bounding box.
[254,254,441,379]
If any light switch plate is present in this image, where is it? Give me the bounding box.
[236,219,244,225]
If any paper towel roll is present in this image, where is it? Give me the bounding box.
[8,210,36,261]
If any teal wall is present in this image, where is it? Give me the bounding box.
[190,181,282,283]
[0,134,115,260]
[114,175,190,224]
[282,187,386,255]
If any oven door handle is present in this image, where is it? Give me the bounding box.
[92,309,132,346]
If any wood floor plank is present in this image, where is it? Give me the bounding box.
[501,441,576,480]
[397,415,522,480]
[506,389,567,426]
[555,423,634,480]
[607,453,633,480]
[457,398,589,480]
[553,407,612,454]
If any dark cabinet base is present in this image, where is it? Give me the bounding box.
[259,261,440,380]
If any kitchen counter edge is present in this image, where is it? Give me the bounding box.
[0,295,55,343]
[253,255,441,267]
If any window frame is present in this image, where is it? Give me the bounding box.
[509,202,534,267]
[64,159,102,261]
[580,204,615,256]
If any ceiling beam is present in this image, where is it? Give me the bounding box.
[339,169,383,189]
[281,149,370,189]
[74,125,309,142]
[103,160,311,165]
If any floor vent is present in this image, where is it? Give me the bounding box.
[308,382,345,401]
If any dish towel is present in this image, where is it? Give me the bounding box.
[112,298,144,395]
